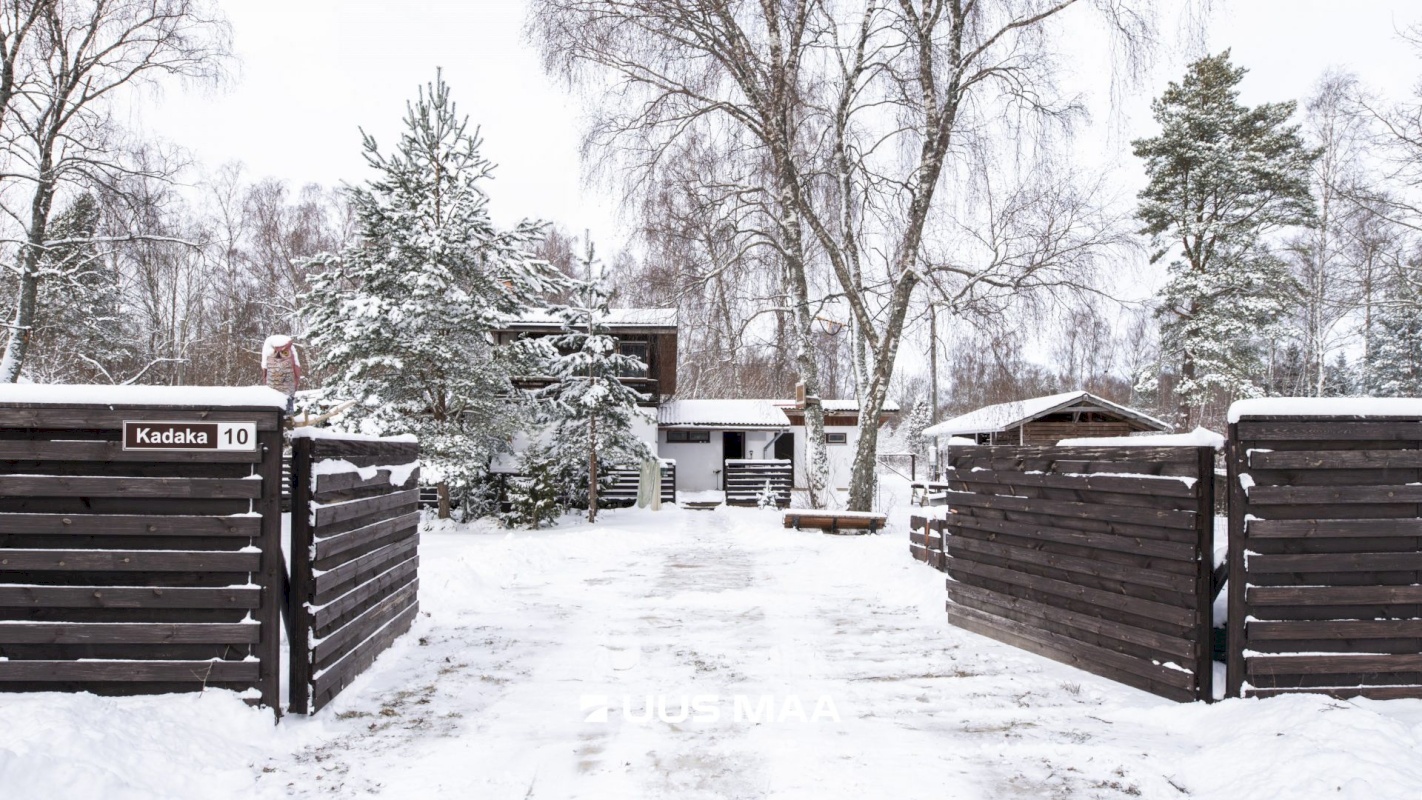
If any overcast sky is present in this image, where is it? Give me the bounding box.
[132,1,1422,254]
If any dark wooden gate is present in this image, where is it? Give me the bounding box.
[1228,411,1422,699]
[288,431,421,714]
[0,393,284,709]
[941,445,1216,702]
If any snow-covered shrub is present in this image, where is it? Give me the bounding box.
[501,445,563,529]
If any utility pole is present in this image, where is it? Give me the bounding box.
[928,304,940,481]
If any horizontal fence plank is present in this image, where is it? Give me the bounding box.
[943,467,1197,498]
[0,475,261,499]
[0,585,261,609]
[310,439,419,463]
[943,490,1198,530]
[1245,685,1422,700]
[314,467,420,500]
[1248,654,1422,676]
[947,445,1201,465]
[1247,585,1422,606]
[948,515,1198,561]
[0,407,279,430]
[0,621,259,644]
[1246,552,1422,573]
[1246,518,1422,538]
[0,659,259,682]
[1236,420,1422,441]
[1246,619,1422,641]
[1249,449,1422,470]
[312,489,419,528]
[0,513,261,537]
[0,440,262,463]
[0,550,261,572]
[1248,484,1422,505]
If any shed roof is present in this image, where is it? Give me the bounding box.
[658,399,790,429]
[923,391,1171,438]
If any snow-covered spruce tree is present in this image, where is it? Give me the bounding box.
[1133,51,1317,426]
[537,246,653,523]
[905,399,931,464]
[501,444,564,529]
[1365,269,1422,396]
[303,71,563,518]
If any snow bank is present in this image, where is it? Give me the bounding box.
[1229,397,1422,422]
[1058,426,1226,449]
[0,384,289,408]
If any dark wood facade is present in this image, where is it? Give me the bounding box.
[495,325,677,404]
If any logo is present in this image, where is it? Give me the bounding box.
[579,693,841,725]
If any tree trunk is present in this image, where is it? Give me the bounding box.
[437,482,451,520]
[588,413,598,523]
[0,163,56,383]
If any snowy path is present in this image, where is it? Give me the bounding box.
[4,505,1422,799]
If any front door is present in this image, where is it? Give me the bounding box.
[773,431,794,475]
[721,431,744,490]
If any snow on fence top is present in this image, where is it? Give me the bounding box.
[0,384,290,408]
[1228,397,1422,422]
[658,399,790,429]
[288,427,417,443]
[1057,427,1226,449]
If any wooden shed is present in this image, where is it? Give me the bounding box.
[923,391,1171,445]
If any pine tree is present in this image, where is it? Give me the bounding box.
[538,243,654,522]
[303,71,564,517]
[905,399,931,462]
[1365,269,1422,396]
[1133,51,1317,425]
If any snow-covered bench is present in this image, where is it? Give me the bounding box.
[782,509,887,534]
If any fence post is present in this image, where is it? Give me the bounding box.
[1193,445,1216,702]
[1225,425,1246,698]
[287,435,315,715]
[257,418,285,718]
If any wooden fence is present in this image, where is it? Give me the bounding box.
[724,458,792,507]
[600,460,677,506]
[940,445,1216,702]
[0,398,284,708]
[1228,414,1422,700]
[908,515,947,570]
[288,432,421,714]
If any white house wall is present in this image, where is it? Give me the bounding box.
[790,422,859,491]
[656,428,781,494]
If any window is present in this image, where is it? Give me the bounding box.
[825,432,848,444]
[667,430,710,443]
[618,341,649,378]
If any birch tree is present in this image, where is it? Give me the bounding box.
[0,0,230,383]
[530,0,1153,510]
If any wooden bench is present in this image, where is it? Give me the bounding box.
[782,510,887,534]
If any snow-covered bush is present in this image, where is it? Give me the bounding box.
[501,445,564,529]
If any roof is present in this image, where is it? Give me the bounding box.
[501,308,677,330]
[658,399,790,429]
[773,398,901,413]
[923,391,1171,437]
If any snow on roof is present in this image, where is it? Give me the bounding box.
[771,398,901,413]
[1058,427,1225,449]
[0,384,291,409]
[1228,397,1422,422]
[658,399,790,429]
[504,308,677,329]
[923,391,1171,437]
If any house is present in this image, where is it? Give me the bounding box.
[656,396,899,494]
[494,307,900,499]
[494,308,678,406]
[922,390,1171,445]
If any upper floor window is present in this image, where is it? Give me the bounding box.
[618,341,649,378]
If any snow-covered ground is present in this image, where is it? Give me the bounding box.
[4,500,1422,799]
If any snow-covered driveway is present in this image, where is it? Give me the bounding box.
[4,505,1422,799]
